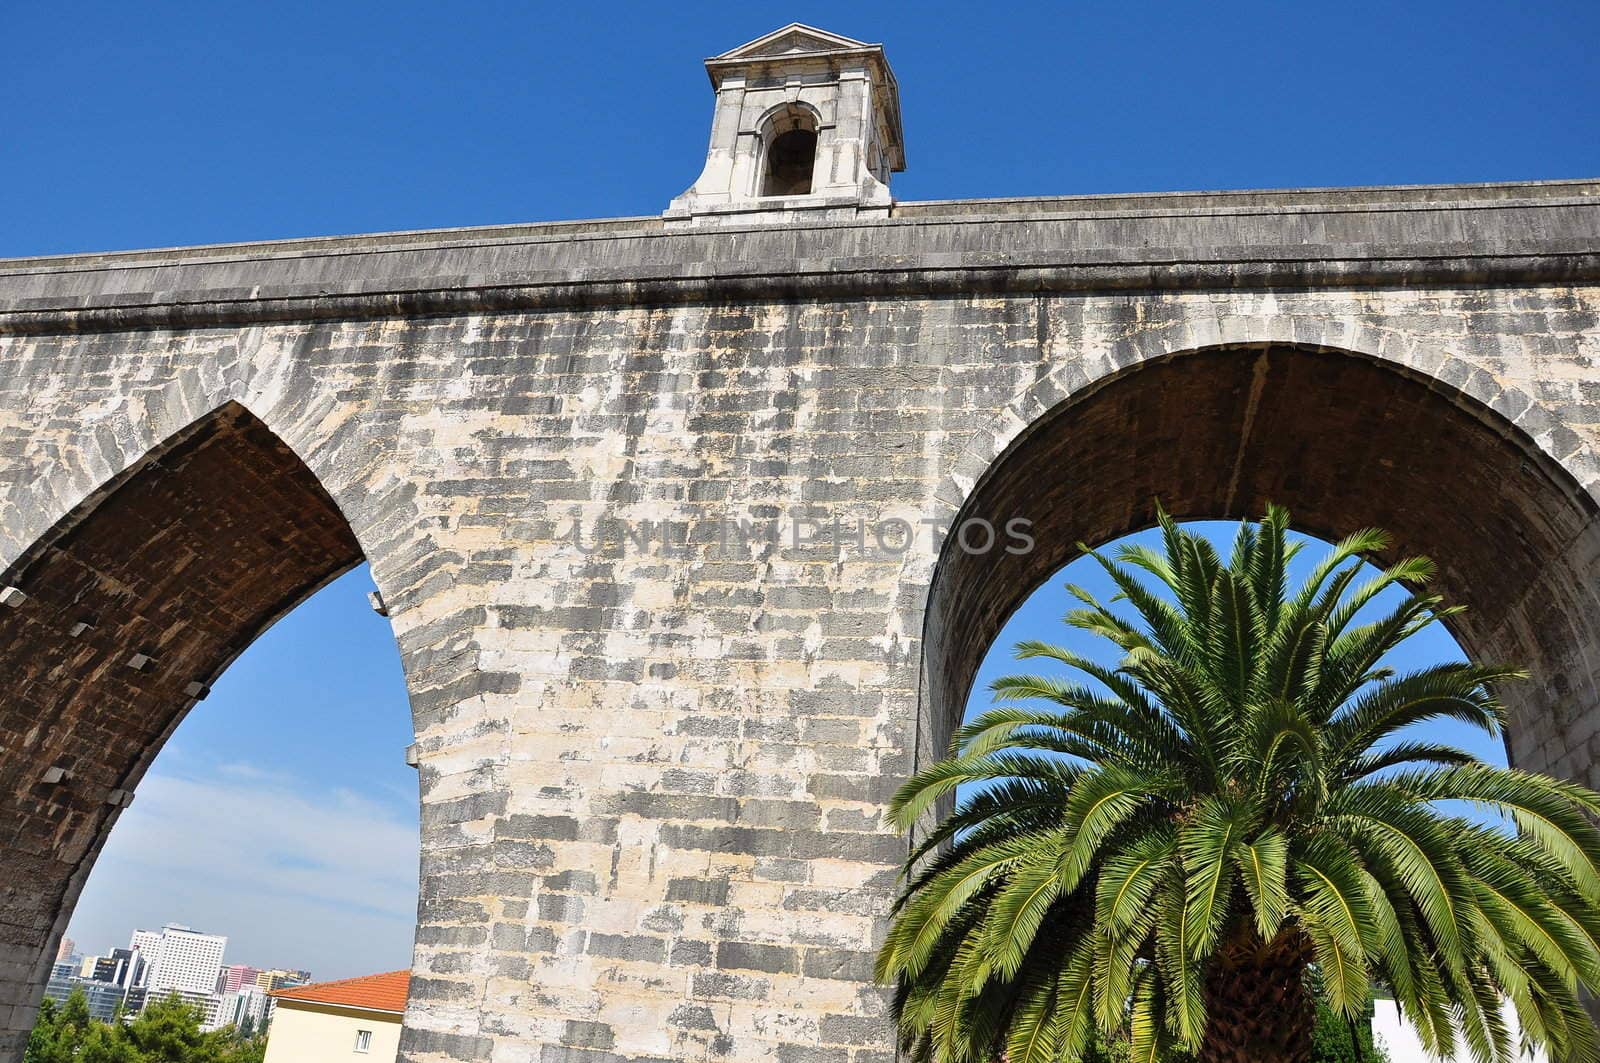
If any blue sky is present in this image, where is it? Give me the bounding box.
[66,568,419,978]
[10,0,1594,981]
[5,1,1600,257]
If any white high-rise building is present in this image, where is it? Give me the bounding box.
[129,924,227,997]
[212,985,272,1032]
[127,928,162,978]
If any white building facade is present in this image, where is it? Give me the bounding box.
[1372,998,1548,1063]
[128,924,227,1000]
[263,972,407,1063]
[215,985,273,1032]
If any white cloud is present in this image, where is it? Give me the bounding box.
[66,763,419,981]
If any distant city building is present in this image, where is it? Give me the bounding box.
[218,963,263,995]
[106,948,144,988]
[54,937,75,964]
[128,929,162,955]
[43,940,153,1026]
[254,968,312,993]
[130,924,227,997]
[207,964,305,1029]
[57,922,313,1032]
[127,928,163,981]
[264,972,407,1063]
[215,984,273,1033]
[147,986,225,1029]
[81,951,135,985]
[42,971,140,1023]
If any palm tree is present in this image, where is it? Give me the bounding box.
[879,505,1600,1063]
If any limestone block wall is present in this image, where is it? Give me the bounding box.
[1,182,1598,1063]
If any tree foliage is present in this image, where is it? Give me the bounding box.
[879,505,1600,1063]
[1308,1000,1386,1063]
[1076,1000,1390,1063]
[25,989,267,1063]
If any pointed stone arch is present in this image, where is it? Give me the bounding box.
[0,401,382,1058]
[0,360,248,577]
[912,340,1600,801]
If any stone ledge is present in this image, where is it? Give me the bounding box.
[1,253,1597,337]
[3,177,1594,273]
[1,178,1596,335]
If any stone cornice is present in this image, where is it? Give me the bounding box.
[1,180,1597,336]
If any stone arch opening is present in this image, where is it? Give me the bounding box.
[0,402,377,1058]
[758,104,819,197]
[919,344,1600,793]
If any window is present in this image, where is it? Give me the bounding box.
[355,1029,372,1053]
[758,104,819,197]
[762,129,817,196]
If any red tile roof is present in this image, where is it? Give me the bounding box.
[270,970,409,1014]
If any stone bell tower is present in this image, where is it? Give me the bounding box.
[665,24,905,224]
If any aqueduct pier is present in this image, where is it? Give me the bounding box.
[3,31,1600,1063]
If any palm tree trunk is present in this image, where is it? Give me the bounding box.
[1195,928,1315,1063]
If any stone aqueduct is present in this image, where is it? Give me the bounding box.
[4,23,1600,1063]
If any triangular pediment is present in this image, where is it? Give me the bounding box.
[715,23,874,60]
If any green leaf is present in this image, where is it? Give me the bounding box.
[1232,828,1290,940]
[1206,567,1259,713]
[1180,795,1249,956]
[1002,959,1063,1063]
[1126,967,1167,1063]
[1096,827,1177,935]
[880,833,1043,979]
[980,838,1070,978]
[1292,836,1373,1015]
[888,750,1080,831]
[1154,883,1205,1047]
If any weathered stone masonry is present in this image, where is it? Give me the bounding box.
[1,35,1599,1063]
